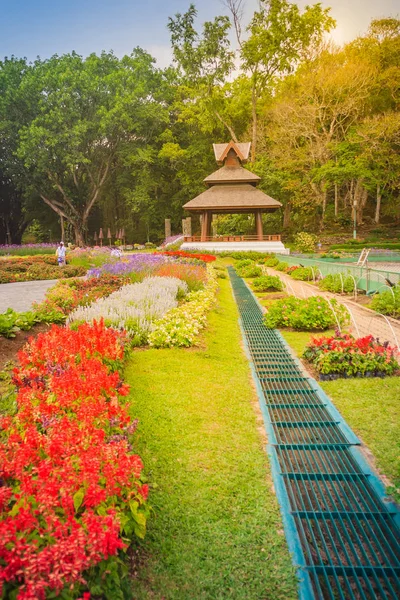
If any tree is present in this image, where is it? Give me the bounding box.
[226,0,335,161]
[15,49,166,245]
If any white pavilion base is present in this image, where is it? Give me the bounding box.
[181,241,289,254]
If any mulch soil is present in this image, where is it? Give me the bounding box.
[0,323,50,371]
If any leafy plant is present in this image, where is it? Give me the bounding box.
[290,266,314,281]
[252,275,283,292]
[264,296,349,330]
[370,285,400,318]
[259,257,279,267]
[294,232,317,253]
[319,273,355,294]
[275,261,289,271]
[236,264,263,278]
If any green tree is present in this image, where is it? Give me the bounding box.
[15,49,166,245]
[226,0,335,160]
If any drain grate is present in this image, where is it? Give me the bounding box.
[228,267,400,599]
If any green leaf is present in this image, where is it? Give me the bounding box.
[73,490,84,512]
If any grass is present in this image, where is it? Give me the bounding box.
[279,329,400,489]
[124,279,298,600]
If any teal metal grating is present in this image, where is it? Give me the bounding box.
[228,266,400,600]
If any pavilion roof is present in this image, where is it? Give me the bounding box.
[204,165,260,186]
[213,142,251,164]
[183,184,282,213]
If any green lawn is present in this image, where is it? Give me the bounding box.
[279,329,400,488]
[124,279,297,600]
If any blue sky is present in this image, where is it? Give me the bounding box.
[0,0,398,66]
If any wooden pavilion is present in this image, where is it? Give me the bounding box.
[181,141,288,253]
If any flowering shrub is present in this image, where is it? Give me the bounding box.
[290,267,314,281]
[319,273,355,294]
[149,266,218,348]
[154,263,207,291]
[252,276,283,292]
[370,285,400,318]
[294,232,317,253]
[88,253,167,278]
[159,250,216,263]
[32,275,129,323]
[68,277,188,343]
[303,332,400,379]
[0,244,57,257]
[0,255,85,283]
[0,321,148,599]
[264,296,349,331]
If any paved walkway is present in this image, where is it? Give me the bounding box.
[0,280,58,313]
[267,268,400,349]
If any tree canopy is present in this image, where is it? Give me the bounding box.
[0,3,399,244]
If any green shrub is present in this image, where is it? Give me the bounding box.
[235,259,254,269]
[0,309,40,338]
[259,257,279,267]
[290,267,314,281]
[221,251,275,260]
[319,273,355,294]
[275,261,289,272]
[370,285,400,318]
[252,276,283,292]
[294,232,317,253]
[236,264,263,278]
[264,296,349,331]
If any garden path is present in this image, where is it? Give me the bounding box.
[268,268,400,349]
[0,279,58,313]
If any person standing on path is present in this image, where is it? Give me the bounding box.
[56,241,66,266]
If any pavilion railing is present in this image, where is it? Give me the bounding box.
[183,235,281,242]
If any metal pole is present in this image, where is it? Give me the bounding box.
[353,201,357,240]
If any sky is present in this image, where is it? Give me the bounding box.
[0,0,399,67]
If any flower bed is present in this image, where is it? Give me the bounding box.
[154,263,207,291]
[0,275,128,338]
[68,277,188,343]
[159,250,216,263]
[0,244,57,257]
[264,296,349,331]
[87,253,167,278]
[303,332,400,379]
[0,255,85,283]
[0,321,148,599]
[149,265,218,348]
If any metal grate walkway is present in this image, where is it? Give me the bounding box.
[228,267,400,600]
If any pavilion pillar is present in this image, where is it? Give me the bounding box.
[200,211,208,241]
[255,210,264,241]
[206,212,212,238]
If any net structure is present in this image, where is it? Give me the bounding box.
[228,267,400,600]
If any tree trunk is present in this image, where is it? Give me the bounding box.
[283,202,291,229]
[251,82,257,163]
[321,187,327,220]
[334,183,338,217]
[374,184,381,224]
[60,215,65,242]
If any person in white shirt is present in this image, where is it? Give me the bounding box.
[56,241,66,266]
